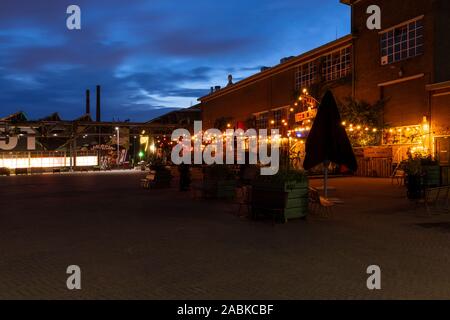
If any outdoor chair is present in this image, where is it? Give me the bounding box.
[418,186,450,215]
[435,186,450,214]
[308,187,334,218]
[391,169,406,186]
[235,185,252,217]
[140,171,156,189]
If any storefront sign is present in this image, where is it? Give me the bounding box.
[295,109,317,123]
[363,147,392,158]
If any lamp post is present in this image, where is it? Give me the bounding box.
[115,127,120,166]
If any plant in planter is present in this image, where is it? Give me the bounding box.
[148,155,172,189]
[404,153,440,199]
[203,165,237,199]
[404,154,425,200]
[0,167,11,176]
[252,169,309,222]
[420,155,440,187]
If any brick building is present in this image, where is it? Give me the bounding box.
[199,0,450,175]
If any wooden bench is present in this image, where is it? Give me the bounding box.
[0,167,11,176]
[308,187,335,218]
[251,189,288,224]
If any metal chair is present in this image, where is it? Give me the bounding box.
[308,187,334,218]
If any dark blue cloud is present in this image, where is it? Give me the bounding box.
[0,0,349,121]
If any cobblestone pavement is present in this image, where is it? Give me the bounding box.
[1,171,450,299]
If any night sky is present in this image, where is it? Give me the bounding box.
[0,0,349,122]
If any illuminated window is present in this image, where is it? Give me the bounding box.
[255,113,268,129]
[273,110,284,127]
[380,18,424,65]
[295,61,317,90]
[76,156,98,166]
[322,46,352,82]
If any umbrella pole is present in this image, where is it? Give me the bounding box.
[324,160,329,199]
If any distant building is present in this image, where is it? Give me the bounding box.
[0,108,196,172]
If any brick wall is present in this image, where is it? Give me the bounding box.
[352,0,435,127]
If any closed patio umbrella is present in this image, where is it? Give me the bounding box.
[303,90,357,198]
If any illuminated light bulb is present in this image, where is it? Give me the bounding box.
[357,126,361,130]
[342,122,346,126]
[365,128,369,131]
[270,120,275,125]
[373,128,378,132]
[227,123,231,128]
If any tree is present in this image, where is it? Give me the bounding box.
[338,97,386,147]
[214,117,234,131]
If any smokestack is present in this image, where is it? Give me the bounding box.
[96,85,101,122]
[86,90,90,115]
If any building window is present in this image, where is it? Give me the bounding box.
[295,61,317,90]
[380,18,424,65]
[273,110,284,127]
[322,46,352,82]
[255,112,268,129]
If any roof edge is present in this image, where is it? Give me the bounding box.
[198,34,353,102]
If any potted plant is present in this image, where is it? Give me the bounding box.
[404,155,424,200]
[252,169,309,221]
[148,156,172,189]
[203,165,237,199]
[404,153,440,199]
[420,155,440,187]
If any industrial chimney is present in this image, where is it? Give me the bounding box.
[227,74,233,86]
[96,85,101,122]
[86,89,90,115]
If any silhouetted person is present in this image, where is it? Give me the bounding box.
[179,163,191,191]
